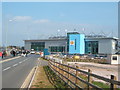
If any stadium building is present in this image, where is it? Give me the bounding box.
[24,32,119,55]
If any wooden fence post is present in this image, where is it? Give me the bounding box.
[67,64,70,84]
[110,75,117,90]
[56,63,58,75]
[54,59,55,70]
[61,64,63,79]
[114,76,117,90]
[75,64,79,90]
[59,62,61,77]
[48,60,50,67]
[88,69,92,90]
[54,61,57,74]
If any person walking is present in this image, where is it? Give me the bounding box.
[25,50,28,57]
[13,50,16,57]
[2,50,7,58]
[1,51,3,59]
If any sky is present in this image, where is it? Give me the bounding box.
[2,2,118,46]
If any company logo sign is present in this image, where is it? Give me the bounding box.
[70,41,75,45]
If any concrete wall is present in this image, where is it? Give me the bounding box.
[111,55,118,64]
[99,39,112,54]
[107,54,120,64]
[99,39,117,54]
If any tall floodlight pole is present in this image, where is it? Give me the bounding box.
[82,28,85,34]
[65,29,67,36]
[66,41,67,56]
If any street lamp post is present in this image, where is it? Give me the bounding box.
[5,19,13,55]
[65,29,67,36]
[6,20,12,50]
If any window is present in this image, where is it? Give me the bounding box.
[112,56,117,60]
[49,46,65,52]
[85,41,98,54]
[75,39,76,50]
[31,42,45,51]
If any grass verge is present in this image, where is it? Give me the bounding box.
[30,65,69,89]
[44,66,69,89]
[78,74,110,88]
[30,66,54,88]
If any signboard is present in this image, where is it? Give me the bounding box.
[44,48,49,56]
[70,40,75,45]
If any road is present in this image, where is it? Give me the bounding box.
[2,54,39,88]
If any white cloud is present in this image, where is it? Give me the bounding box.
[33,19,50,23]
[12,16,32,21]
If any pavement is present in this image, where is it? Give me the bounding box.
[67,62,118,70]
[0,56,21,63]
[2,54,39,88]
[2,55,16,60]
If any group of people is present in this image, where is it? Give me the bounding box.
[1,49,30,59]
[21,50,29,57]
[10,50,16,57]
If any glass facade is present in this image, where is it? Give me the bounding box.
[85,41,98,54]
[49,46,65,52]
[31,42,45,51]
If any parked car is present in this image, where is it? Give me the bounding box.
[30,51,36,54]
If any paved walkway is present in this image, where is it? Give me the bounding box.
[2,55,19,60]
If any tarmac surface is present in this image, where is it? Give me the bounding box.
[2,54,39,88]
